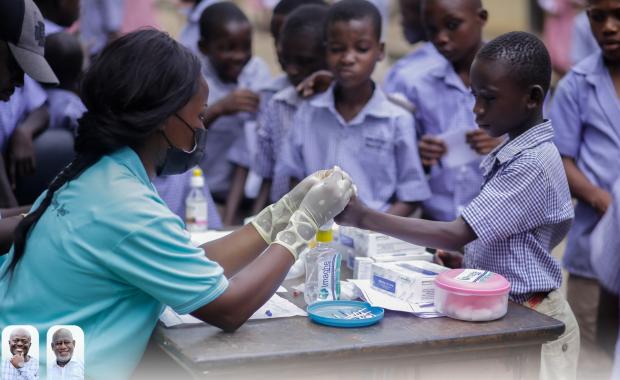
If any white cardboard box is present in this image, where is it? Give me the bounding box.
[371,261,449,304]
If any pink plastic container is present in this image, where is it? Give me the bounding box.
[434,269,511,322]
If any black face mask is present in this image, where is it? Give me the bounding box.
[156,113,207,176]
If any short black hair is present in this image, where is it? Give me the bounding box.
[273,0,326,16]
[476,31,551,94]
[44,32,83,88]
[280,4,328,44]
[325,0,382,41]
[199,2,249,42]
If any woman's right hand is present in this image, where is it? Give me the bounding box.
[295,70,334,98]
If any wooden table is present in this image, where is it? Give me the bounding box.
[151,272,564,380]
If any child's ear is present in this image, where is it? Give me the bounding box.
[378,41,386,62]
[198,38,209,56]
[478,9,488,25]
[526,84,545,110]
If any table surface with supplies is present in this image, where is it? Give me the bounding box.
[150,266,564,380]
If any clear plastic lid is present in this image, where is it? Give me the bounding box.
[435,269,511,296]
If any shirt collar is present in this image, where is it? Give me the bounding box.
[310,82,393,124]
[573,51,605,85]
[272,85,302,107]
[428,58,469,93]
[52,359,80,369]
[109,147,153,190]
[480,120,554,175]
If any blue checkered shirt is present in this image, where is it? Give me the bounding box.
[461,121,574,303]
[253,85,301,202]
[2,356,39,380]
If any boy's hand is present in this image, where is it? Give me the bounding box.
[11,352,25,368]
[8,128,36,186]
[587,188,612,215]
[434,249,464,269]
[335,196,368,228]
[418,135,447,167]
[295,70,334,98]
[466,129,503,155]
[215,89,260,116]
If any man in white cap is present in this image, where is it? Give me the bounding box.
[1,327,39,380]
[0,0,58,260]
[0,0,59,205]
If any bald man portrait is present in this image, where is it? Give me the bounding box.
[1,327,39,380]
[47,328,83,380]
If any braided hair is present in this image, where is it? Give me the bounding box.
[4,29,201,278]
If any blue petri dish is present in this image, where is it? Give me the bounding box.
[307,300,384,328]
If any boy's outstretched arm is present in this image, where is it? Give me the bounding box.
[337,197,476,252]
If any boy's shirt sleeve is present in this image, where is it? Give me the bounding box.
[23,77,47,112]
[277,109,306,181]
[461,159,550,244]
[550,74,582,158]
[393,113,431,202]
[107,214,228,315]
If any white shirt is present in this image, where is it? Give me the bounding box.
[47,358,84,380]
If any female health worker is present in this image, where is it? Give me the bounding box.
[0,29,355,380]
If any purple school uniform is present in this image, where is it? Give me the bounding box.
[279,84,430,211]
[403,58,484,221]
[253,85,302,202]
[382,42,446,95]
[551,52,620,278]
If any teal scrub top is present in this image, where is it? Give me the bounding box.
[0,147,229,380]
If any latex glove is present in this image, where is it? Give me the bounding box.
[274,170,354,259]
[252,167,339,244]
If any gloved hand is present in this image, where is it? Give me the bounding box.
[252,168,338,244]
[274,170,355,259]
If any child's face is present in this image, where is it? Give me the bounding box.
[470,58,538,138]
[326,18,384,89]
[200,21,252,83]
[587,0,620,63]
[278,33,326,86]
[399,0,425,44]
[424,0,486,64]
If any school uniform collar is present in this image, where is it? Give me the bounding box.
[109,146,153,190]
[480,120,554,176]
[573,51,620,131]
[272,85,302,107]
[310,82,393,125]
[429,58,470,94]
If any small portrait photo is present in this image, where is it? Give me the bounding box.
[47,325,84,380]
[1,325,40,380]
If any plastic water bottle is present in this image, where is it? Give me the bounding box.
[304,221,341,305]
[453,165,480,216]
[185,167,208,232]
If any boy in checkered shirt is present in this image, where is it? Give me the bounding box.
[337,31,579,380]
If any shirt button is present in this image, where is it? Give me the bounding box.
[562,343,568,352]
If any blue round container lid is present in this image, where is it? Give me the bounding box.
[306,300,384,328]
